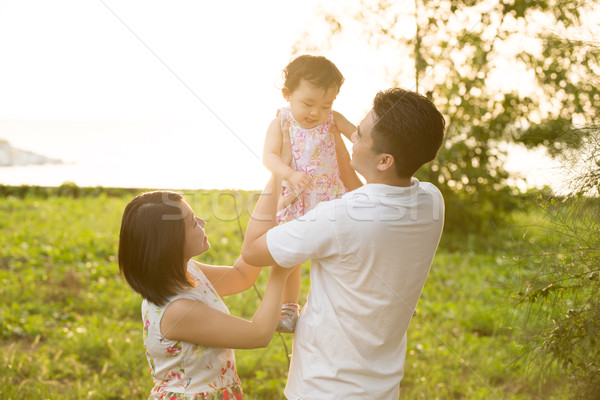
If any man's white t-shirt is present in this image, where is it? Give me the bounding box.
[266,180,444,400]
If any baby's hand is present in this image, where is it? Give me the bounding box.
[287,171,314,193]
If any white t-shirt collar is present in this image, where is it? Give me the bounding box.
[343,178,420,199]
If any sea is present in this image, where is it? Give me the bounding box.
[0,119,268,191]
[0,118,567,193]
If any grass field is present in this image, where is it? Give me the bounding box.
[0,190,570,399]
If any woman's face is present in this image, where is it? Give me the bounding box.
[181,200,210,260]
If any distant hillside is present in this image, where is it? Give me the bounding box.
[0,139,63,167]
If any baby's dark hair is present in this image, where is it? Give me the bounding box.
[283,55,344,93]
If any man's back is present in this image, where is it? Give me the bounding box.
[267,180,444,399]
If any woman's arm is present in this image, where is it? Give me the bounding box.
[161,265,291,349]
[332,111,363,191]
[194,256,262,297]
[241,175,281,267]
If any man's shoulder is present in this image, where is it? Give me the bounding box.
[417,181,443,199]
[418,180,442,193]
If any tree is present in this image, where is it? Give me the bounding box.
[515,130,600,398]
[293,0,599,236]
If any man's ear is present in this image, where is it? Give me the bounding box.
[376,153,395,172]
[282,87,291,101]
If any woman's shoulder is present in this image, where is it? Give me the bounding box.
[143,262,210,308]
[180,261,226,305]
[187,259,204,277]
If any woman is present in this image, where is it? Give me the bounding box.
[118,190,291,399]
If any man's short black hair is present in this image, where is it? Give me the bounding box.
[371,88,445,177]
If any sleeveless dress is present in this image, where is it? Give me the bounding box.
[142,260,244,400]
[276,107,347,224]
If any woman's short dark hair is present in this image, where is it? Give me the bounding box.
[371,88,445,178]
[118,191,196,306]
[283,55,344,93]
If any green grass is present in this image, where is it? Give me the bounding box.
[0,191,571,399]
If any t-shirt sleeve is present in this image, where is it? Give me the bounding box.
[266,203,339,268]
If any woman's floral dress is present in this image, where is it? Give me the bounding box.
[142,261,244,400]
[276,107,347,224]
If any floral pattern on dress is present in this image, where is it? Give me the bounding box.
[143,312,151,341]
[142,261,243,400]
[165,341,183,358]
[148,383,243,400]
[276,107,346,223]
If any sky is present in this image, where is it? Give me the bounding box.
[0,0,398,189]
[0,0,325,120]
[0,0,576,190]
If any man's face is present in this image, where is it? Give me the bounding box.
[350,109,379,178]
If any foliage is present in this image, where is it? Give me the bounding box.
[0,182,143,199]
[511,138,600,400]
[0,189,271,399]
[292,0,599,233]
[553,127,600,196]
[0,187,577,399]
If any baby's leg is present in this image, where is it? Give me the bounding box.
[277,263,302,333]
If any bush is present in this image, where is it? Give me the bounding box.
[514,194,600,399]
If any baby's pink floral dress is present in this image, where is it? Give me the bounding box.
[276,107,346,223]
[142,261,244,400]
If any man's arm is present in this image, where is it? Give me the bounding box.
[241,175,281,267]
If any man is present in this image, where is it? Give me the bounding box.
[242,88,446,399]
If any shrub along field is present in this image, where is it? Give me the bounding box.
[0,187,575,399]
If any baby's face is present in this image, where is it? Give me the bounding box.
[284,79,338,129]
